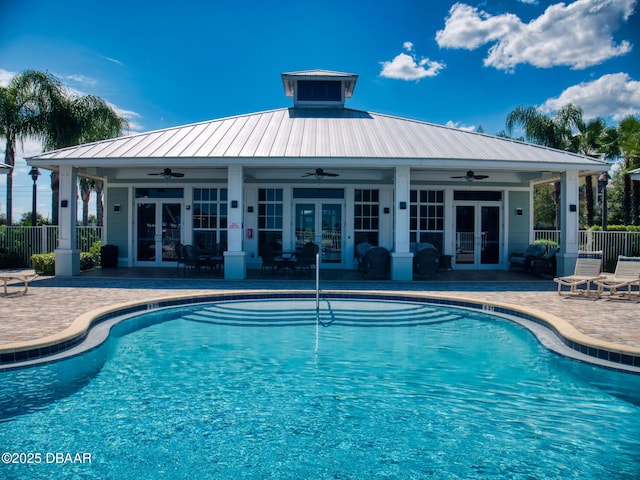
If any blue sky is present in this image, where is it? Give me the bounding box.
[1,0,639,221]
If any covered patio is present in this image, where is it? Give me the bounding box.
[27,70,608,280]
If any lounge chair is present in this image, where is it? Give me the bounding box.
[509,243,547,271]
[553,251,604,297]
[593,256,640,301]
[0,271,37,295]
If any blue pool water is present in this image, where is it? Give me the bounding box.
[1,298,639,479]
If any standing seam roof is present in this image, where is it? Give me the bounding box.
[29,107,607,166]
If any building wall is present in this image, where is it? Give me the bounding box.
[507,190,531,255]
[105,187,130,261]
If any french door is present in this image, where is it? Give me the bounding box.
[454,203,501,269]
[135,201,182,266]
[294,201,344,266]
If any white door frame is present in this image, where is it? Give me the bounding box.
[453,201,502,270]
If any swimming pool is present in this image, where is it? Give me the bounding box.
[1,297,639,479]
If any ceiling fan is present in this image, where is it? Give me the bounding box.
[451,170,489,182]
[302,168,339,179]
[148,168,184,179]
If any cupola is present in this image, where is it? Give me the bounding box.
[281,70,358,108]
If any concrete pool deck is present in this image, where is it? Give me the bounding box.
[0,269,638,361]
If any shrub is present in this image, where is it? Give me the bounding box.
[31,252,97,275]
[0,252,23,268]
[534,239,560,250]
[80,252,96,271]
[88,241,102,265]
[31,253,55,276]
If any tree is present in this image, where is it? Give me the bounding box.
[80,177,95,226]
[18,211,47,226]
[94,180,105,226]
[43,93,128,224]
[0,70,62,224]
[617,116,640,225]
[506,104,584,227]
[506,104,618,228]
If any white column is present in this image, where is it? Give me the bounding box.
[391,166,413,280]
[557,170,580,276]
[224,165,246,279]
[54,166,80,276]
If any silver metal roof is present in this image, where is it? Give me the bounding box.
[29,107,606,170]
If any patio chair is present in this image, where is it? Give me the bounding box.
[413,246,439,279]
[553,250,604,297]
[291,242,319,276]
[182,244,207,274]
[593,256,640,301]
[530,246,559,275]
[509,243,547,271]
[356,242,374,273]
[260,248,279,275]
[362,246,390,279]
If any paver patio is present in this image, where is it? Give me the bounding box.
[0,269,638,353]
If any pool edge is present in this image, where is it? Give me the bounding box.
[1,289,639,372]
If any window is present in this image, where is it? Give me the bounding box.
[193,188,227,250]
[354,189,379,249]
[258,188,283,256]
[297,80,342,102]
[410,189,444,251]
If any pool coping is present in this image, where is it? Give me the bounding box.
[1,289,640,373]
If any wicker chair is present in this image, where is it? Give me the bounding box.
[413,247,440,278]
[362,247,390,279]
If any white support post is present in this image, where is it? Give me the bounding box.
[391,166,413,280]
[557,170,580,276]
[224,165,246,279]
[54,166,80,276]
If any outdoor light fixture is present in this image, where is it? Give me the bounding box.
[28,167,40,226]
[399,201,407,210]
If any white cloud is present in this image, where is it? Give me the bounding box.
[445,120,477,131]
[436,0,636,71]
[380,43,445,81]
[539,72,640,121]
[65,74,97,88]
[0,68,16,86]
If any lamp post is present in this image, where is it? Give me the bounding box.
[28,167,40,226]
[598,172,611,230]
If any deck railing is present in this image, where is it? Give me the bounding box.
[1,226,637,271]
[0,225,103,266]
[534,230,640,270]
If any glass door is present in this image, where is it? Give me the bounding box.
[455,203,501,268]
[136,201,182,265]
[294,201,343,266]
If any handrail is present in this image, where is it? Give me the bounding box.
[315,251,320,352]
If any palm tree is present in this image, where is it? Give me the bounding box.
[506,104,583,150]
[43,93,128,224]
[506,104,584,227]
[506,104,616,227]
[0,70,62,224]
[79,177,95,225]
[572,117,608,226]
[616,116,640,225]
[94,180,105,226]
